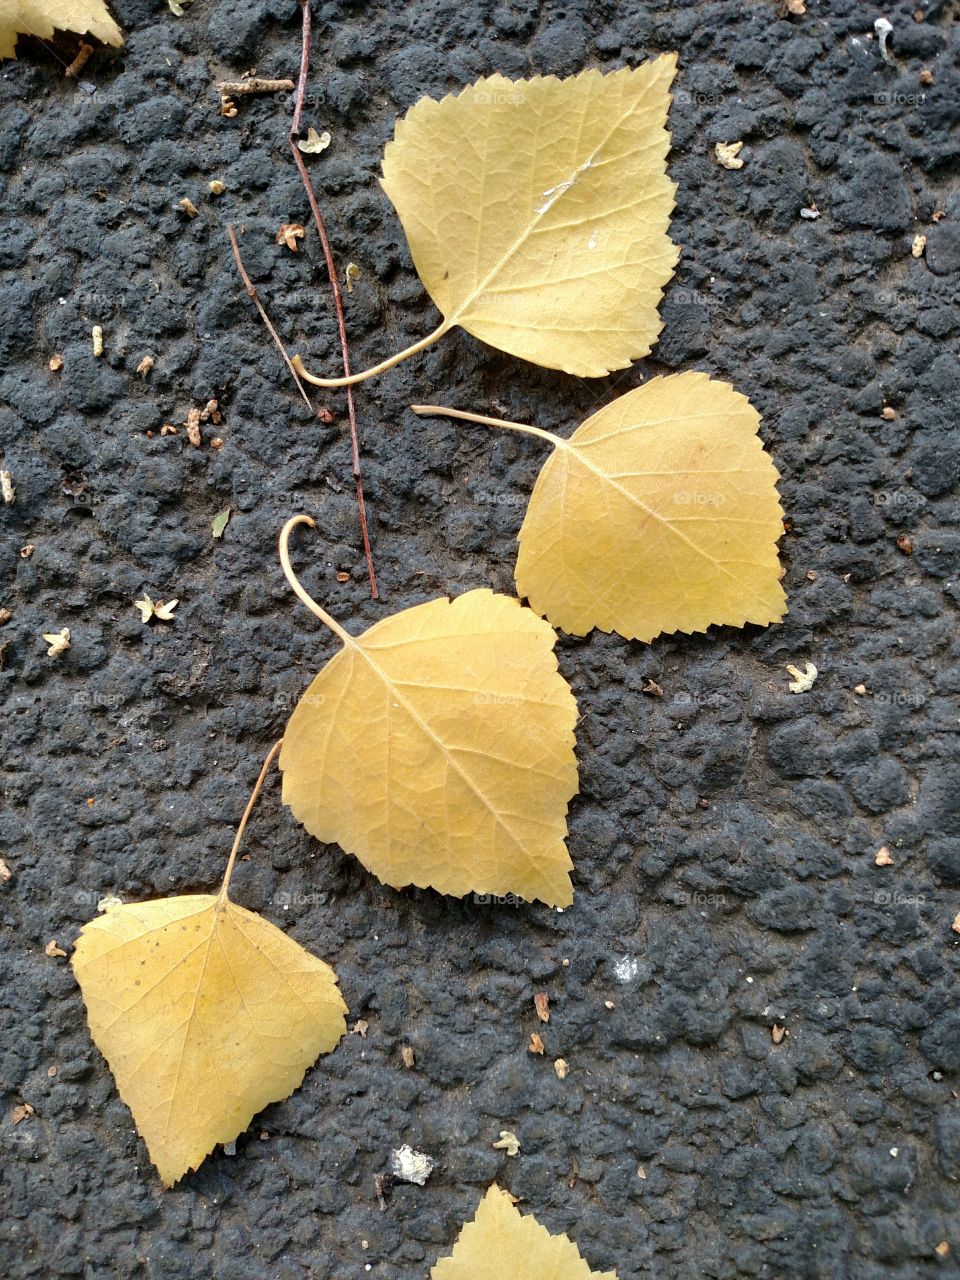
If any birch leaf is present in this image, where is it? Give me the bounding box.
[0,0,123,58]
[413,372,786,643]
[432,1185,617,1280]
[279,587,579,907]
[72,893,347,1186]
[294,60,678,386]
[515,373,786,640]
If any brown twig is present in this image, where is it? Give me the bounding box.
[289,0,378,600]
[217,78,295,94]
[227,224,313,410]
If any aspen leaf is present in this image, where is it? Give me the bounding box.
[0,0,123,58]
[414,371,786,643]
[72,892,346,1186]
[431,1185,617,1280]
[278,563,579,907]
[293,60,678,387]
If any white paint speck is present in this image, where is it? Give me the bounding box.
[613,956,640,983]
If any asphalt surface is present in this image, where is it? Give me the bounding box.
[1,0,959,1277]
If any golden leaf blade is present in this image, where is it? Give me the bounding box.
[1,0,123,58]
[72,894,346,1186]
[515,372,786,642]
[432,1185,618,1279]
[380,61,678,377]
[279,589,579,907]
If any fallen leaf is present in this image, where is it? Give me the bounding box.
[786,0,806,13]
[45,940,67,958]
[72,892,346,1185]
[0,0,122,58]
[431,1185,616,1279]
[554,1057,569,1079]
[168,0,194,14]
[786,661,817,693]
[298,127,331,154]
[715,140,744,169]
[533,992,550,1023]
[641,678,663,697]
[345,261,360,293]
[952,911,960,935]
[0,470,14,504]
[492,1130,520,1157]
[529,1032,545,1055]
[42,628,70,658]
[771,1024,786,1044]
[279,587,579,907]
[136,355,154,377]
[401,1044,415,1068]
[276,223,306,252]
[936,1242,950,1258]
[11,1103,34,1124]
[211,508,231,539]
[382,62,677,379]
[0,857,11,880]
[896,534,913,555]
[351,1019,369,1038]
[875,846,894,867]
[179,197,198,217]
[423,373,783,642]
[48,354,64,371]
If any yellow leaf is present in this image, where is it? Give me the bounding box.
[72,893,346,1186]
[431,1185,617,1280]
[1,0,123,58]
[278,526,579,907]
[293,60,678,387]
[414,372,786,643]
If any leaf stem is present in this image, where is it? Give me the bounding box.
[278,515,356,647]
[409,404,562,449]
[219,739,284,902]
[293,322,452,388]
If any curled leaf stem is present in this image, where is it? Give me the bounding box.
[409,404,562,449]
[278,515,355,647]
[219,739,284,902]
[293,322,451,388]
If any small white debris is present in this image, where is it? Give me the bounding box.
[613,956,640,983]
[786,661,818,693]
[97,893,123,912]
[911,234,926,258]
[92,325,103,357]
[390,1145,433,1185]
[554,1058,569,1080]
[715,140,744,169]
[800,206,820,220]
[874,17,895,65]
[298,127,331,155]
[0,470,14,505]
[890,1147,899,1157]
[42,627,71,658]
[493,1130,521,1157]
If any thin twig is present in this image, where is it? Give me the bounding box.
[227,223,313,410]
[290,0,379,600]
[217,78,295,94]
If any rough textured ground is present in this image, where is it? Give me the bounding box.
[2,0,960,1276]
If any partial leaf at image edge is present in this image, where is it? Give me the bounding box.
[0,0,123,59]
[431,1184,618,1279]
